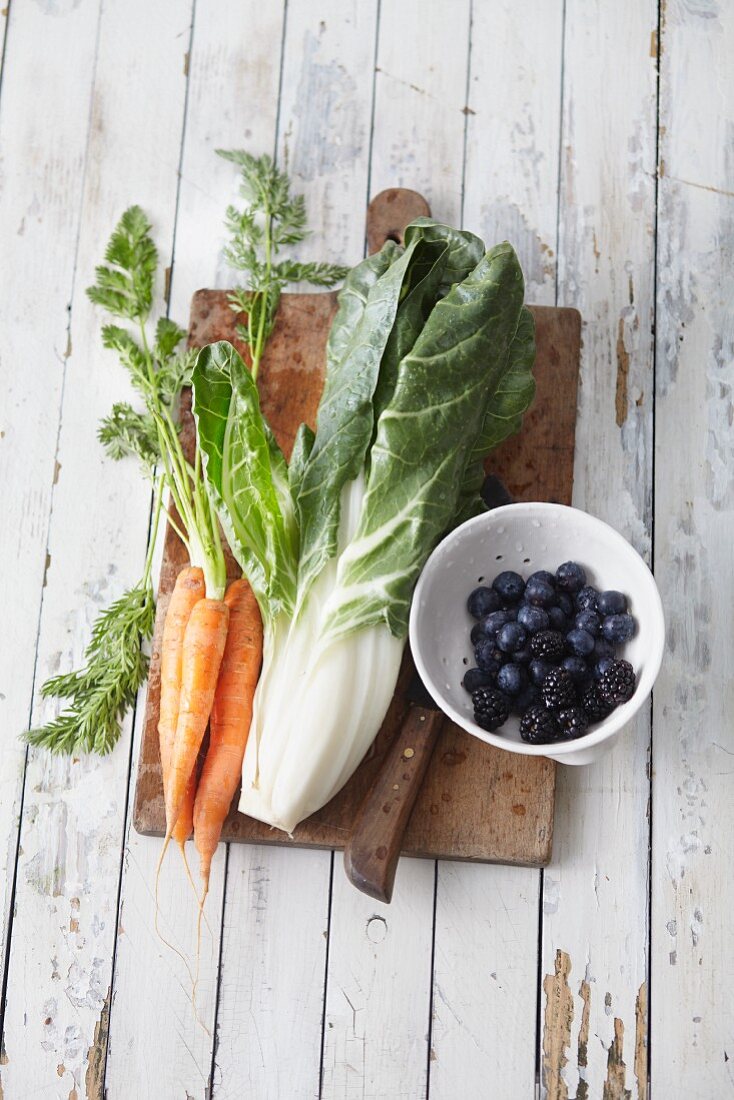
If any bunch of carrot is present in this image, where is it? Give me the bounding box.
[157,568,263,907]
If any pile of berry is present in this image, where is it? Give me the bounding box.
[463,562,637,744]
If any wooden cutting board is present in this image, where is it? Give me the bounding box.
[133,190,581,867]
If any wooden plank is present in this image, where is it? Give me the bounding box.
[539,2,657,1097]
[214,7,377,1096]
[213,846,330,1099]
[322,6,469,1097]
[432,864,542,1096]
[0,2,194,1096]
[429,3,564,1095]
[651,2,734,1093]
[103,2,287,1097]
[133,293,578,866]
[463,0,564,305]
[0,0,101,1043]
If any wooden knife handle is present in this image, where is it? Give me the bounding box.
[366,188,431,255]
[344,706,445,903]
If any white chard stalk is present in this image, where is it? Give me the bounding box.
[193,219,536,832]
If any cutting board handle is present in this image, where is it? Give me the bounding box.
[366,188,431,255]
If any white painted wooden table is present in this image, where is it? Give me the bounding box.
[1,1,732,1096]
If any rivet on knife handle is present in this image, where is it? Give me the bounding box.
[344,706,445,904]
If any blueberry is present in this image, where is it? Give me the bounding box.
[593,636,615,660]
[513,683,541,715]
[524,579,556,608]
[529,658,556,686]
[594,656,615,680]
[601,613,636,645]
[463,667,494,693]
[497,662,526,696]
[467,585,501,619]
[492,570,526,604]
[474,639,503,674]
[500,605,519,621]
[576,585,599,612]
[556,561,587,593]
[548,606,568,632]
[556,592,574,617]
[517,604,550,634]
[597,590,628,616]
[527,570,556,588]
[470,622,484,646]
[574,609,601,636]
[513,642,534,665]
[479,609,514,638]
[562,655,593,686]
[566,628,595,657]
[497,621,528,654]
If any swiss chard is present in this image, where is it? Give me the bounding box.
[193,218,537,833]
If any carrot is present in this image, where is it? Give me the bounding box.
[158,567,205,852]
[164,598,230,838]
[194,579,263,896]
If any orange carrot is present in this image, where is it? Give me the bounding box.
[164,598,230,839]
[194,579,263,895]
[158,567,205,854]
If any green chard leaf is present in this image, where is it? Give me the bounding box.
[295,239,421,604]
[452,305,536,525]
[192,341,299,620]
[324,242,528,641]
[404,218,484,293]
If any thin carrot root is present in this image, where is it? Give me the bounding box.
[165,598,230,834]
[194,580,262,902]
[153,835,196,985]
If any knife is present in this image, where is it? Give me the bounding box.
[343,667,445,904]
[344,474,513,903]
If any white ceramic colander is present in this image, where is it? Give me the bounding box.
[409,502,664,765]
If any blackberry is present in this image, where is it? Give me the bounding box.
[597,589,627,616]
[541,666,576,711]
[497,621,528,654]
[599,659,636,705]
[472,687,511,731]
[566,627,595,658]
[492,570,526,603]
[531,630,565,661]
[467,585,501,619]
[556,705,590,739]
[601,613,636,645]
[556,561,587,593]
[581,683,614,723]
[576,585,598,612]
[520,704,562,745]
[462,667,494,694]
